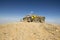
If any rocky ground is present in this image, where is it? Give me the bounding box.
[0,22,60,40]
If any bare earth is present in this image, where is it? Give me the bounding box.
[0,22,60,40]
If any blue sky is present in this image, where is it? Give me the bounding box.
[0,0,60,24]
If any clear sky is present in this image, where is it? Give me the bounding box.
[0,0,60,24]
